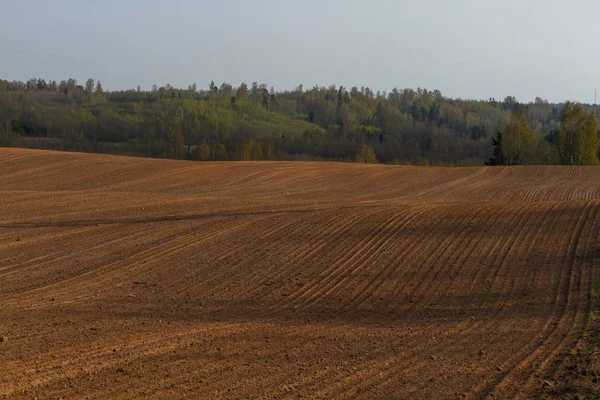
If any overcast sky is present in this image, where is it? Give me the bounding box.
[2,0,599,102]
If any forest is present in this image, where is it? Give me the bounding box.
[0,78,599,166]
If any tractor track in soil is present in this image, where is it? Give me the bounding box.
[1,149,599,399]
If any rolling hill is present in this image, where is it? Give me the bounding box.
[1,148,599,399]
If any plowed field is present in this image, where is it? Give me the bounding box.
[1,149,599,399]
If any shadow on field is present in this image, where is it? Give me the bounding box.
[0,207,342,228]
[65,286,575,328]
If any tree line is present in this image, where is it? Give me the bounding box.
[0,78,598,165]
[486,103,599,166]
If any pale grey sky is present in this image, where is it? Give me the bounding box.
[1,0,599,102]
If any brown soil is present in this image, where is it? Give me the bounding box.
[1,148,599,399]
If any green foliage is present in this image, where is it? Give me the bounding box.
[85,78,95,95]
[535,139,559,165]
[95,81,104,98]
[355,144,377,164]
[0,78,598,165]
[486,132,505,165]
[558,102,600,165]
[236,139,263,161]
[501,107,538,165]
[416,157,430,167]
[211,143,227,161]
[0,129,21,147]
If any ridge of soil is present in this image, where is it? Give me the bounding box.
[1,148,599,399]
